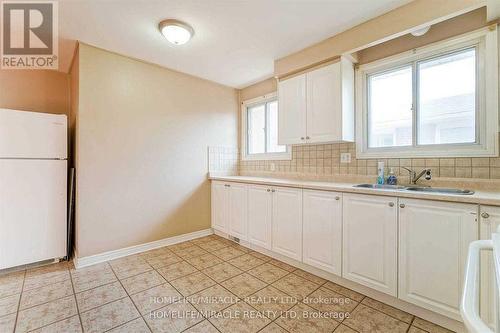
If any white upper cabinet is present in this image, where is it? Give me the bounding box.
[278,57,354,145]
[228,183,248,241]
[342,193,398,296]
[278,74,307,145]
[272,186,303,261]
[247,184,273,250]
[398,199,478,320]
[303,190,342,275]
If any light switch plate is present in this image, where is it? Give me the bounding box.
[340,153,351,163]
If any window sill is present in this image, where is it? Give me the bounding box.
[356,142,498,159]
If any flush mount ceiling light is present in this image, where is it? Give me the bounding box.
[411,26,431,37]
[159,19,194,45]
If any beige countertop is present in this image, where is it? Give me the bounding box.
[209,175,500,206]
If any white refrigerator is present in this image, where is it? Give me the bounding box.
[0,108,67,269]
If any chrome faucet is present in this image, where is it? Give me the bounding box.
[401,167,432,185]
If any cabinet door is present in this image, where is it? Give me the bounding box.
[248,185,273,250]
[399,199,478,320]
[303,190,342,275]
[342,193,398,296]
[228,183,248,241]
[480,205,500,329]
[211,181,228,233]
[272,187,303,261]
[278,75,307,145]
[306,63,341,143]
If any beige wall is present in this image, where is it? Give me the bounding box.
[239,77,277,102]
[75,44,238,257]
[275,0,485,77]
[0,69,69,115]
[358,7,487,64]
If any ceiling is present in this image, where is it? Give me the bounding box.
[59,0,412,88]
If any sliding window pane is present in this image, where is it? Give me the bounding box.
[267,101,286,153]
[368,66,413,148]
[247,104,266,154]
[417,48,476,145]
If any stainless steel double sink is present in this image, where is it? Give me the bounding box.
[353,183,474,195]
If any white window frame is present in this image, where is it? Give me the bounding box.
[356,26,498,158]
[241,93,291,161]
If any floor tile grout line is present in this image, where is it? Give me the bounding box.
[16,280,75,313]
[107,262,153,333]
[359,298,415,326]
[12,269,26,333]
[67,269,85,333]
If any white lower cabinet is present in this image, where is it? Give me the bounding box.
[228,183,248,241]
[303,190,342,275]
[398,199,478,320]
[211,181,228,233]
[247,184,273,250]
[342,193,398,296]
[211,181,247,240]
[272,187,303,261]
[479,205,500,329]
[211,180,488,323]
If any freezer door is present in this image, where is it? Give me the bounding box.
[0,108,67,159]
[0,160,67,269]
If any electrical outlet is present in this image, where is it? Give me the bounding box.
[340,153,351,163]
[270,162,276,171]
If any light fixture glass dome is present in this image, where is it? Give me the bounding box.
[159,19,194,45]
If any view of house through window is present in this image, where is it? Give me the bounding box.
[367,47,477,149]
[247,99,286,155]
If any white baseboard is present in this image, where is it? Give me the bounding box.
[73,228,213,269]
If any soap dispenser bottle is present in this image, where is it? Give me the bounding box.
[387,168,397,185]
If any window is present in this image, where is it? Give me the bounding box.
[357,28,498,158]
[242,94,291,160]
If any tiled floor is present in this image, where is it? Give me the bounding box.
[0,234,456,333]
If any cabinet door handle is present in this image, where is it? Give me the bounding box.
[306,136,310,140]
[388,202,394,207]
[335,196,340,201]
[301,137,305,140]
[399,204,405,208]
[267,189,270,192]
[481,212,490,219]
[271,189,275,193]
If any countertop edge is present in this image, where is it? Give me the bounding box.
[209,175,500,206]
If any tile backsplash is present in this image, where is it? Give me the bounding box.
[238,143,500,180]
[208,146,239,174]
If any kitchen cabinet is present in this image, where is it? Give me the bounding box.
[211,181,247,240]
[479,205,500,329]
[277,74,306,145]
[278,57,354,145]
[247,184,273,250]
[272,186,303,261]
[303,190,342,275]
[398,199,478,320]
[342,193,398,296]
[211,181,228,233]
[228,183,248,241]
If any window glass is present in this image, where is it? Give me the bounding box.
[368,66,413,148]
[247,104,266,154]
[267,101,286,153]
[417,48,476,145]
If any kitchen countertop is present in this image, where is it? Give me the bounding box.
[209,175,500,206]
